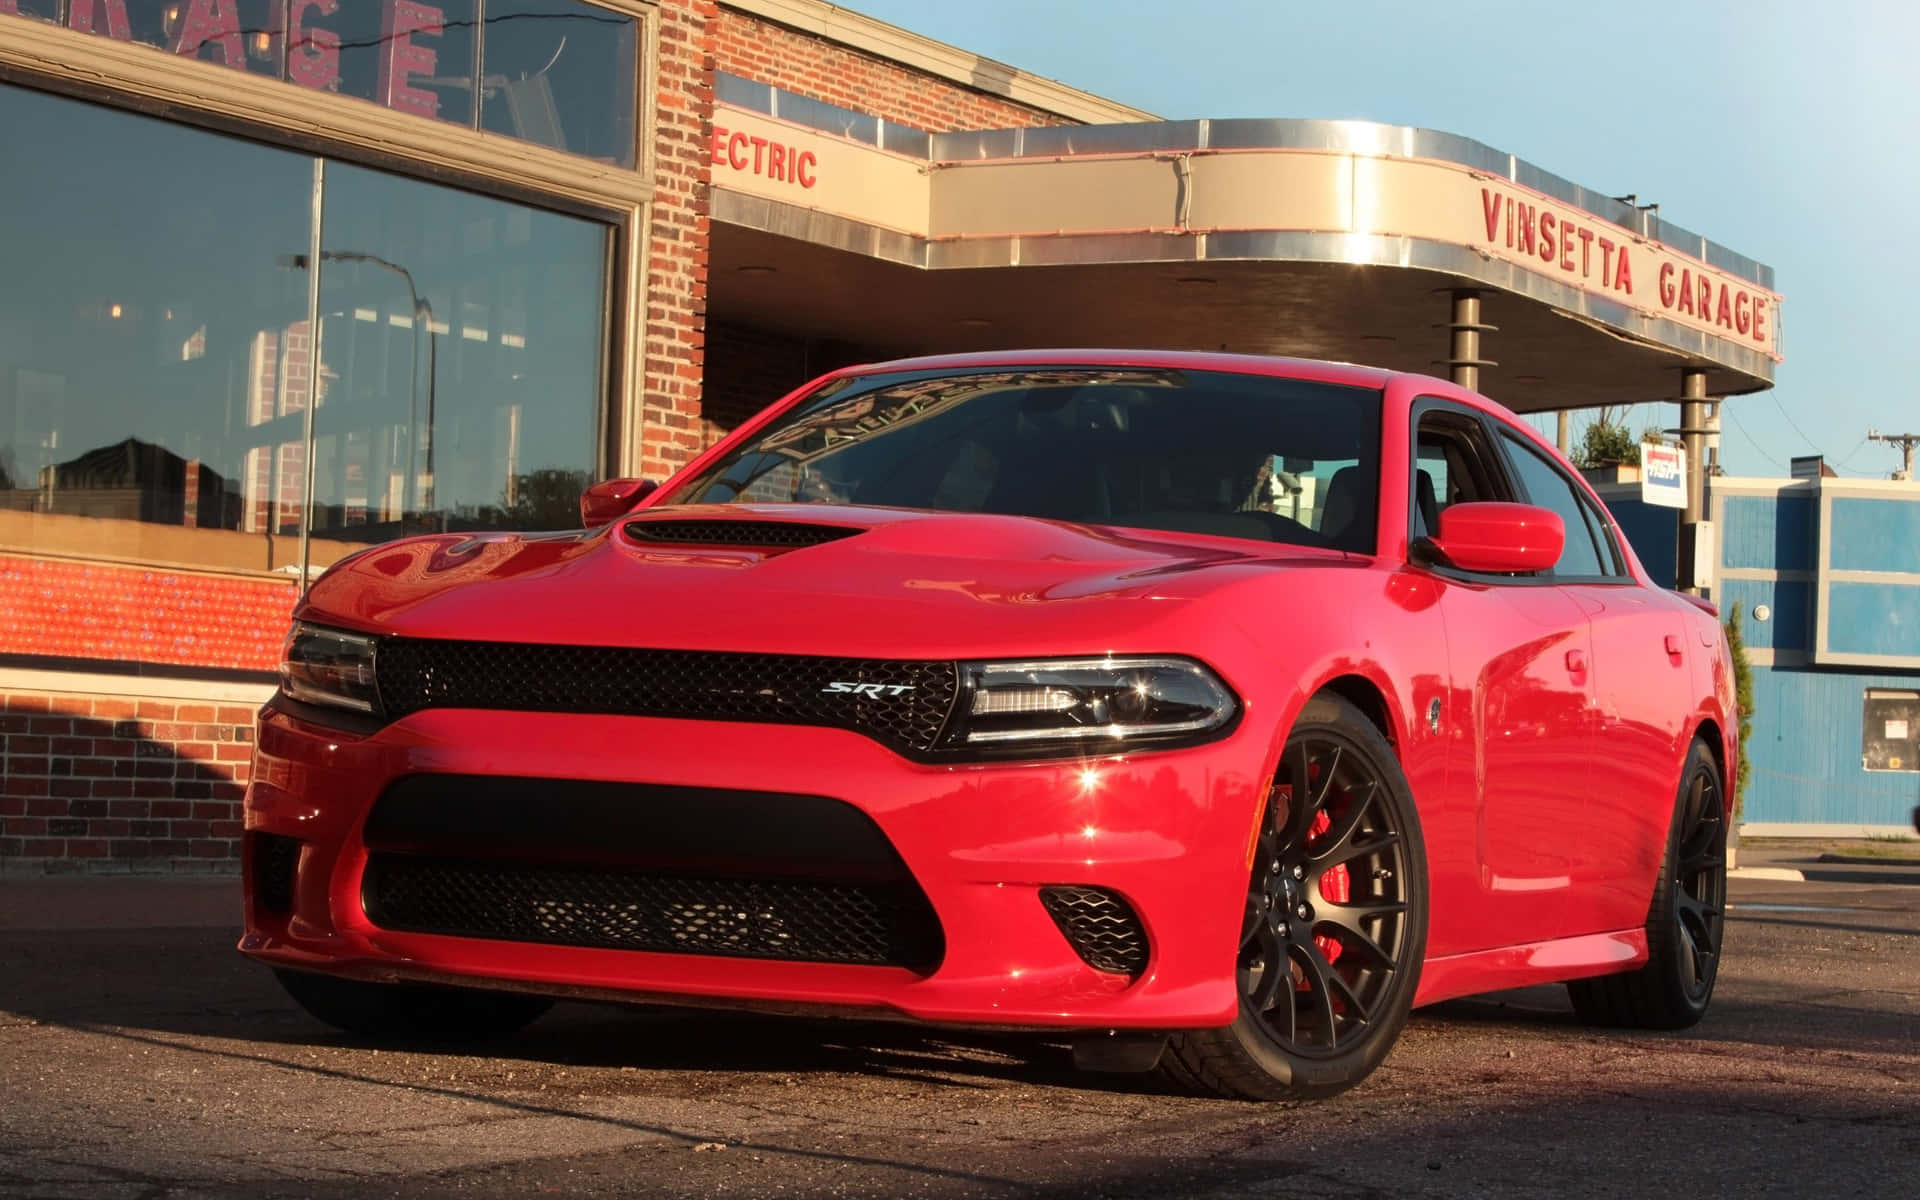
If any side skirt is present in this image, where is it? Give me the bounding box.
[1413,929,1648,1008]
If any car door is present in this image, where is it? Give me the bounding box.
[1496,433,1685,935]
[1409,403,1598,951]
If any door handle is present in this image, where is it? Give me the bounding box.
[1565,649,1587,675]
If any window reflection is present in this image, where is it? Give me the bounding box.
[1,2,637,166]
[480,0,636,165]
[312,161,608,540]
[0,84,611,575]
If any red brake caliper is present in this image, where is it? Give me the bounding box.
[1309,808,1349,968]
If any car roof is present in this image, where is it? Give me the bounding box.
[834,348,1400,391]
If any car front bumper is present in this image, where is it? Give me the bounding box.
[238,701,1273,1030]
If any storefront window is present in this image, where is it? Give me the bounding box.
[479,0,637,165]
[0,83,611,574]
[2,1,639,167]
[311,161,609,540]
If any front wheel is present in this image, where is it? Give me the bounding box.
[1567,739,1726,1028]
[275,969,554,1041]
[1163,693,1429,1100]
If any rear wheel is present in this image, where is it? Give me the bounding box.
[275,969,554,1041]
[1163,694,1428,1100]
[1567,739,1726,1028]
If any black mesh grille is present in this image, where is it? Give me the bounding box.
[363,855,944,970]
[251,832,300,915]
[1040,886,1149,976]
[375,639,957,757]
[622,519,862,548]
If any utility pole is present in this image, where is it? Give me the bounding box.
[1868,428,1920,480]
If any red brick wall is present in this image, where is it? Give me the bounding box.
[711,7,1076,132]
[0,692,257,873]
[0,554,293,672]
[639,0,720,479]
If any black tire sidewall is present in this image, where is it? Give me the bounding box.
[1225,695,1430,1096]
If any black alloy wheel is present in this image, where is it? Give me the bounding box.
[1568,738,1727,1028]
[1163,693,1428,1100]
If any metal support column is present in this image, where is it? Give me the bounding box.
[1677,368,1709,594]
[1441,290,1497,392]
[1556,411,1570,454]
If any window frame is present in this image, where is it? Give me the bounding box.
[1490,426,1635,584]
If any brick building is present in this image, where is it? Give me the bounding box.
[0,0,1780,871]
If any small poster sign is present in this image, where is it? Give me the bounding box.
[1640,442,1686,509]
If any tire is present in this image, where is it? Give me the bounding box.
[1163,693,1429,1100]
[275,969,554,1041]
[1567,739,1726,1029]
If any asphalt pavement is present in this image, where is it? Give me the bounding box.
[0,848,1915,1199]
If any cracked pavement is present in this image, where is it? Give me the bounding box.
[0,874,1915,1198]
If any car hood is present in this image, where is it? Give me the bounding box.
[299,505,1360,658]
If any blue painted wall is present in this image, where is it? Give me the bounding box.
[1722,491,1815,571]
[1609,480,1920,827]
[1830,499,1920,573]
[1743,667,1920,825]
[1718,576,1811,652]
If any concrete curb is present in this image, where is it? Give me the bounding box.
[1729,866,1807,882]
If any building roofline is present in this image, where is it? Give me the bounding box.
[720,0,1161,126]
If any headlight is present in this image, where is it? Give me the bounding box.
[280,622,380,713]
[945,657,1237,754]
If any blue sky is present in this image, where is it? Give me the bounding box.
[845,0,1918,479]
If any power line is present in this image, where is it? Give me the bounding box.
[1722,409,1788,471]
[1769,391,1826,454]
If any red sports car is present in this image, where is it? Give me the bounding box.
[241,350,1735,1100]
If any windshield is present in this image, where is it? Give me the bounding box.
[668,367,1382,552]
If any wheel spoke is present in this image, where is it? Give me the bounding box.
[1283,741,1316,843]
[1313,828,1398,873]
[1248,924,1289,1014]
[1314,908,1397,968]
[1308,780,1379,865]
[1292,941,1341,1050]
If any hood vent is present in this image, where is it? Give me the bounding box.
[622,519,862,549]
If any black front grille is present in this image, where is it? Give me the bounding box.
[363,855,944,970]
[376,639,957,757]
[1041,885,1149,976]
[622,519,862,548]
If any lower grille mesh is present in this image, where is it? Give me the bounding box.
[1040,885,1149,976]
[363,855,944,971]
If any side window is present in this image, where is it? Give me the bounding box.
[1499,434,1607,577]
[1411,407,1508,540]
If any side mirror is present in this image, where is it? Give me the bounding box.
[580,478,658,528]
[1421,501,1563,573]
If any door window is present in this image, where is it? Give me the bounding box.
[1499,434,1612,578]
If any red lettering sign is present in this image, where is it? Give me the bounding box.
[67,0,131,39]
[287,0,342,91]
[171,0,245,69]
[711,122,819,190]
[379,1,444,118]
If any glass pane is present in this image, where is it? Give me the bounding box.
[53,0,288,79]
[312,161,607,545]
[333,0,477,127]
[671,368,1382,552]
[4,0,62,24]
[0,83,316,572]
[480,0,637,166]
[1502,435,1606,577]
